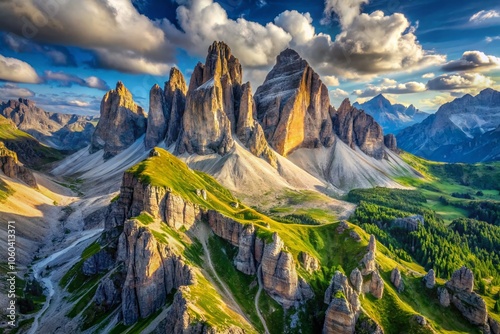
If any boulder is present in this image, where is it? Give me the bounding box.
[370,270,384,299]
[390,268,404,293]
[437,287,450,307]
[299,251,320,273]
[423,269,436,289]
[446,266,474,293]
[349,268,363,293]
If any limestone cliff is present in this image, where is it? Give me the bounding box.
[118,219,195,325]
[333,99,385,159]
[323,271,360,334]
[178,41,241,155]
[145,68,187,149]
[0,141,37,188]
[255,49,334,156]
[90,81,146,158]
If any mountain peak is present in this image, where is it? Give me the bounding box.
[203,41,242,86]
[339,98,352,110]
[276,48,302,65]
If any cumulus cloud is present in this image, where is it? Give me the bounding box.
[330,88,349,98]
[422,73,435,78]
[381,78,397,85]
[469,10,500,22]
[442,51,500,72]
[42,71,110,90]
[0,54,40,83]
[170,0,291,68]
[2,33,77,67]
[0,83,35,100]
[0,0,446,80]
[0,0,175,75]
[353,81,426,97]
[276,8,445,79]
[426,73,494,91]
[321,0,369,27]
[323,75,340,86]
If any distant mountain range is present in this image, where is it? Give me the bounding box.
[397,88,500,163]
[353,94,429,134]
[0,98,96,151]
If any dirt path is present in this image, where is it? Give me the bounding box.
[192,223,251,325]
[255,264,270,334]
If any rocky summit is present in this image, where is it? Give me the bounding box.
[255,49,334,156]
[145,68,187,149]
[90,81,146,158]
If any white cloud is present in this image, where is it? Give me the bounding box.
[43,71,109,90]
[276,8,445,79]
[321,0,369,27]
[0,0,175,75]
[171,0,291,68]
[0,54,40,83]
[469,10,500,22]
[67,100,90,107]
[426,72,494,91]
[442,51,500,72]
[330,88,349,99]
[323,75,340,86]
[0,0,446,80]
[420,94,454,109]
[486,36,500,43]
[353,81,426,97]
[0,83,35,99]
[422,72,435,78]
[381,78,397,85]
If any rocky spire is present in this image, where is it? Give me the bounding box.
[333,98,385,159]
[255,48,334,156]
[144,68,187,149]
[90,81,146,159]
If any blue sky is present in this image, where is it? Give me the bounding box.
[0,0,499,115]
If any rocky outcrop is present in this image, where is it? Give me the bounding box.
[355,315,384,334]
[236,83,277,167]
[233,224,257,275]
[299,251,320,273]
[443,266,490,330]
[489,317,500,334]
[333,99,385,159]
[391,268,404,293]
[437,287,450,307]
[145,68,187,149]
[323,271,360,334]
[369,270,384,299]
[82,249,114,276]
[94,277,120,309]
[384,134,398,152]
[393,215,424,231]
[367,234,377,253]
[0,98,95,151]
[90,81,146,158]
[118,219,195,325]
[446,266,473,293]
[105,172,203,235]
[423,269,436,289]
[151,287,245,334]
[349,268,363,293]
[255,49,334,156]
[261,233,312,307]
[0,141,37,188]
[178,42,241,156]
[361,249,376,275]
